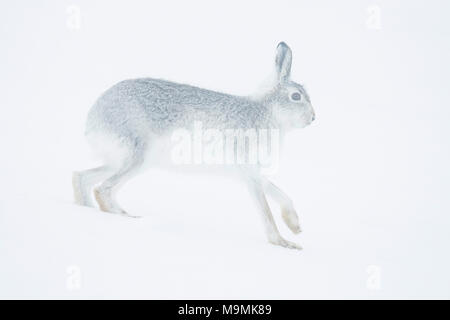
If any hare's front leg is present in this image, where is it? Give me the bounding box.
[246,176,301,250]
[262,180,301,234]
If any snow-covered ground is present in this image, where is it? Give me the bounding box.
[1,0,450,299]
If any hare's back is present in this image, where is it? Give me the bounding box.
[86,78,265,137]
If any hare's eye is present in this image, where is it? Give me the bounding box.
[291,92,301,101]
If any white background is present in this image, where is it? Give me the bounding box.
[1,0,449,299]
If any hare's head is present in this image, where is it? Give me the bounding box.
[264,42,315,129]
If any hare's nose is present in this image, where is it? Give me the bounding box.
[311,113,315,122]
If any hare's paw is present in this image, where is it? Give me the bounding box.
[72,171,94,207]
[281,207,301,234]
[269,236,302,250]
[120,212,142,219]
[93,188,139,218]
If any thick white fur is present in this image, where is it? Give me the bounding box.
[73,42,314,250]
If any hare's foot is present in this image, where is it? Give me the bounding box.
[93,187,129,216]
[281,206,301,234]
[73,166,112,208]
[72,171,93,207]
[92,140,146,218]
[120,212,142,219]
[93,188,141,218]
[269,235,302,250]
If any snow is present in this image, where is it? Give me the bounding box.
[1,0,450,299]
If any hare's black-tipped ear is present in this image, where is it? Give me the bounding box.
[275,42,292,83]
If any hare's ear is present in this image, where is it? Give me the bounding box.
[275,42,292,83]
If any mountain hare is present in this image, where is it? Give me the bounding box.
[73,42,315,249]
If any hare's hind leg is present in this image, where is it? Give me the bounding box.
[93,141,146,217]
[73,166,112,207]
